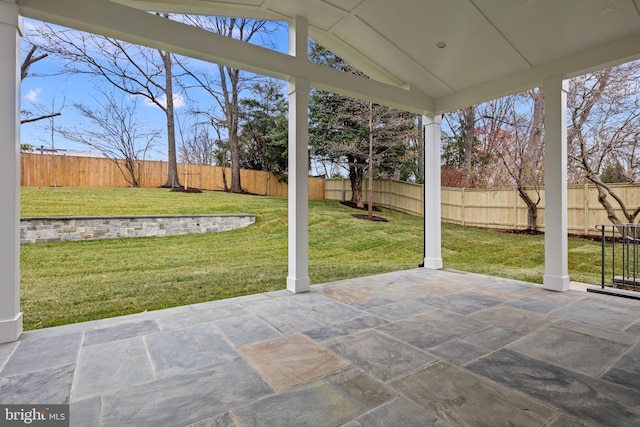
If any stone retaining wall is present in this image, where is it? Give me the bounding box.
[20,215,256,244]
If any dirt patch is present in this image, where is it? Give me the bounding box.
[340,201,382,212]
[501,229,544,236]
[170,187,203,193]
[352,213,389,222]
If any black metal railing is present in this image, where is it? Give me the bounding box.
[596,223,640,290]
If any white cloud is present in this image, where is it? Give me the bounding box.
[24,88,42,103]
[143,93,185,109]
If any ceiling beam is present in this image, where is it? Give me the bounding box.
[435,32,640,114]
[18,0,434,113]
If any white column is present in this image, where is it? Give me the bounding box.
[543,78,570,291]
[423,114,443,269]
[0,0,22,343]
[287,15,310,293]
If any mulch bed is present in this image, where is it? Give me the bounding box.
[501,229,544,236]
[340,201,382,212]
[169,187,203,193]
[340,201,388,222]
[352,213,389,222]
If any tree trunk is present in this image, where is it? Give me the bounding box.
[160,50,181,188]
[368,102,374,219]
[463,106,475,187]
[220,64,242,193]
[222,167,229,192]
[349,163,364,208]
[230,132,242,193]
[517,187,540,231]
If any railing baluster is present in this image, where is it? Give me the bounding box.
[598,223,640,290]
[600,225,605,289]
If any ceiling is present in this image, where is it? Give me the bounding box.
[17,0,640,113]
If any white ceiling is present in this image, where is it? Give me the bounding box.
[17,0,640,113]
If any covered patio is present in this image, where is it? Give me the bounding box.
[2,0,640,425]
[2,1,640,343]
[1,268,640,425]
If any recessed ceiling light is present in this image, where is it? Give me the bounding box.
[436,42,446,49]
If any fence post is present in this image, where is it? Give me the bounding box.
[584,183,589,235]
[461,188,466,227]
[514,187,518,229]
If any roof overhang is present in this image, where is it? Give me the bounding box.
[16,0,640,114]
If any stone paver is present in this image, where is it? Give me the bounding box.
[390,360,559,426]
[1,268,640,426]
[342,397,445,427]
[326,329,437,382]
[238,333,350,391]
[467,348,640,426]
[0,364,75,404]
[0,333,82,377]
[552,299,638,331]
[100,357,271,427]
[72,337,154,400]
[506,324,632,377]
[214,314,281,347]
[470,304,554,333]
[83,319,159,346]
[231,367,395,427]
[303,315,389,342]
[613,341,640,374]
[146,323,239,378]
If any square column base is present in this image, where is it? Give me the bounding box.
[423,257,443,270]
[543,275,570,292]
[287,276,310,294]
[0,312,22,344]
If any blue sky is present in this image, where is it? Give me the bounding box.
[20,17,290,161]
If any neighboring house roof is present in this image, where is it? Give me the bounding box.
[26,147,108,158]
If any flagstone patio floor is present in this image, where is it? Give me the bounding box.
[1,268,640,426]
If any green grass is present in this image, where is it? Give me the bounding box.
[20,186,603,330]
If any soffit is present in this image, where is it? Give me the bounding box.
[27,0,640,111]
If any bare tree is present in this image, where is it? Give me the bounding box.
[477,89,545,231]
[441,106,495,188]
[568,60,640,226]
[59,90,159,187]
[177,16,273,193]
[19,44,62,125]
[178,124,220,166]
[28,21,182,188]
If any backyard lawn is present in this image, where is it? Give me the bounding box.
[20,186,603,330]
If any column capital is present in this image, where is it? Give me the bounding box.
[288,77,310,95]
[543,77,569,94]
[0,1,19,27]
[423,113,442,127]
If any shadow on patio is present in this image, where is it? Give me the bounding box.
[1,268,639,426]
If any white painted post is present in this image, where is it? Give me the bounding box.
[0,0,22,343]
[423,114,443,269]
[543,79,570,291]
[287,15,310,293]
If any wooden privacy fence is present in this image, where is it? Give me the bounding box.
[20,153,325,200]
[324,178,424,217]
[22,154,640,236]
[441,184,640,236]
[326,178,640,237]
